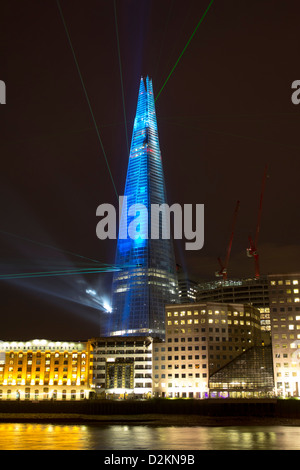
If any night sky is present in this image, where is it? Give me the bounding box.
[0,0,300,340]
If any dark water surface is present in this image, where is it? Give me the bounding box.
[0,422,299,450]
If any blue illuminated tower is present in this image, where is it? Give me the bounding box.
[109,76,178,338]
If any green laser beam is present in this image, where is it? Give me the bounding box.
[113,0,129,156]
[56,0,118,199]
[0,229,109,267]
[155,0,194,95]
[0,267,122,281]
[0,268,118,278]
[0,230,139,274]
[155,0,215,102]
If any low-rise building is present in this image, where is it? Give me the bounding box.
[0,339,89,400]
[88,336,153,399]
[209,344,274,398]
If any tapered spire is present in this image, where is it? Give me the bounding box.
[107,77,178,338]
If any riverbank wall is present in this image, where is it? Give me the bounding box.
[0,398,298,420]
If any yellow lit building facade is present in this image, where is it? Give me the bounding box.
[0,339,90,400]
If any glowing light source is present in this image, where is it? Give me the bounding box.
[103,302,112,313]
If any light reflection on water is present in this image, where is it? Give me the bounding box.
[0,423,299,450]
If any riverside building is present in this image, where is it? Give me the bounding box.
[152,302,263,398]
[88,336,153,399]
[0,339,89,401]
[268,273,300,397]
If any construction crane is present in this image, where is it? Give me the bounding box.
[215,200,240,281]
[247,165,268,279]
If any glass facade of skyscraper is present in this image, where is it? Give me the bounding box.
[108,77,178,338]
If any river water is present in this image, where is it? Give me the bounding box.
[0,422,299,450]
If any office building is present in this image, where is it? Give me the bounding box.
[268,273,300,397]
[176,265,200,303]
[88,336,153,399]
[197,277,271,332]
[152,301,262,398]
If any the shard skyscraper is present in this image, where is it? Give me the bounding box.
[108,76,178,338]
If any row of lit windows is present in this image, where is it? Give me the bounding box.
[154,346,204,352]
[272,325,300,330]
[276,373,299,377]
[2,379,86,386]
[167,310,253,317]
[275,363,300,368]
[160,381,207,388]
[274,353,300,358]
[154,373,207,379]
[273,334,300,339]
[270,280,299,286]
[154,364,205,370]
[0,389,86,399]
[271,298,300,303]
[273,317,300,322]
[1,366,85,373]
[167,319,254,326]
[6,352,84,359]
[154,356,206,362]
